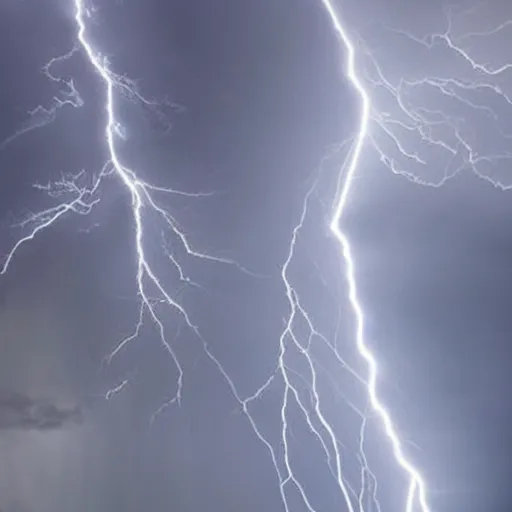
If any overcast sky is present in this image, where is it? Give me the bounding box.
[0,1,511,511]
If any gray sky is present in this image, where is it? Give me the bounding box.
[0,1,511,511]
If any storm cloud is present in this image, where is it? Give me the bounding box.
[0,391,82,431]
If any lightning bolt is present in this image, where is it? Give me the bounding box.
[316,1,512,511]
[1,0,259,422]
[2,4,350,511]
[2,0,510,511]
[321,2,430,510]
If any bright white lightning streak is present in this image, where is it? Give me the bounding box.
[2,4,348,510]
[321,1,430,511]
[71,0,263,416]
[72,1,199,383]
[1,0,256,416]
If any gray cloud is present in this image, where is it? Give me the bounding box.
[0,391,82,431]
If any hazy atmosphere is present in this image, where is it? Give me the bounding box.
[1,1,511,511]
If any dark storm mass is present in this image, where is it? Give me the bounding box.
[0,391,82,431]
[1,1,511,511]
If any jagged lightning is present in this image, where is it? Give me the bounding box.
[323,0,429,512]
[2,4,355,510]
[321,1,430,511]
[1,0,254,414]
[0,46,83,151]
[317,1,512,511]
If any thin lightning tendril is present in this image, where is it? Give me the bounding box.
[0,46,83,151]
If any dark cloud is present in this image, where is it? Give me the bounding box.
[0,390,82,431]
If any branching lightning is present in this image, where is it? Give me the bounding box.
[317,1,512,511]
[0,46,83,151]
[2,0,257,416]
[321,2,429,510]
[2,0,511,511]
